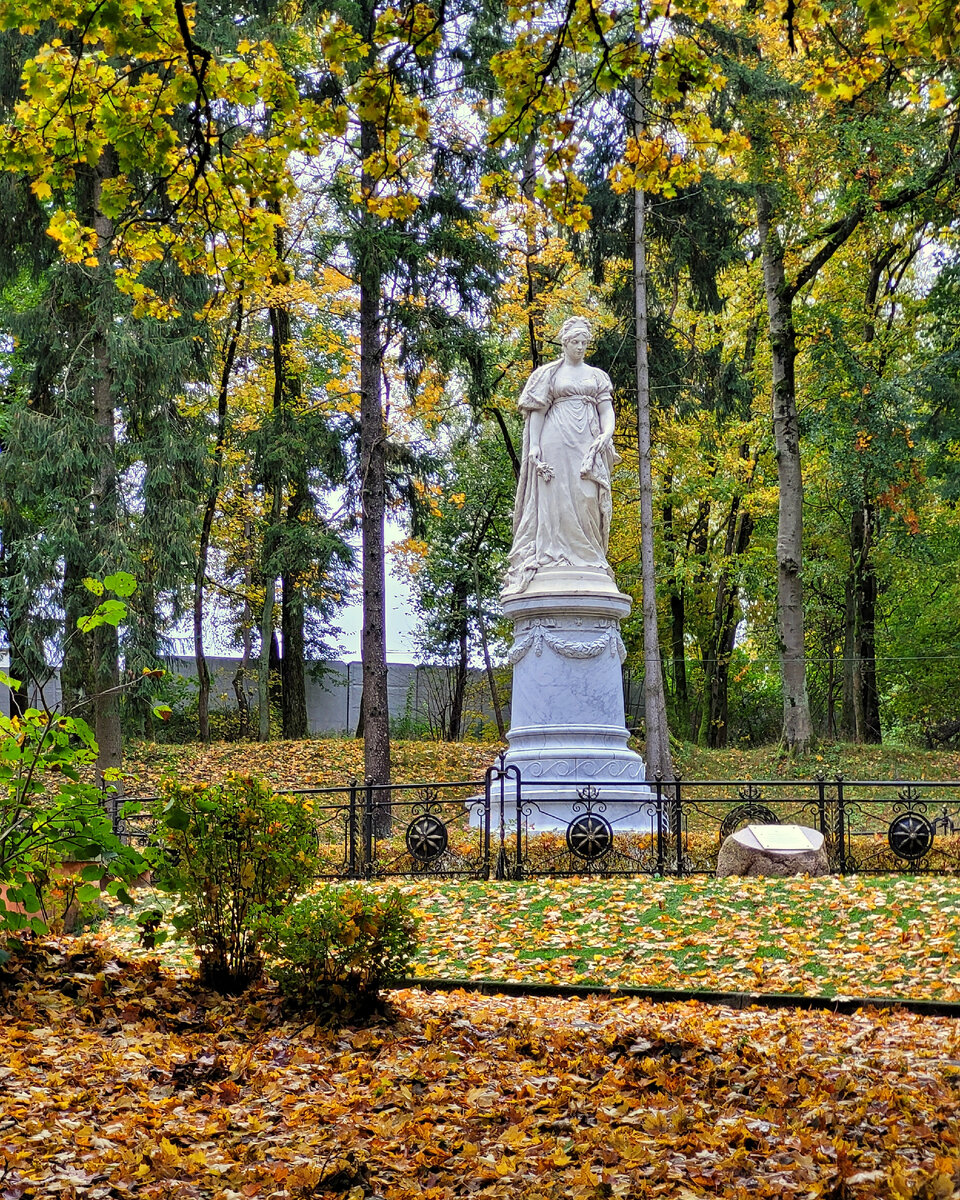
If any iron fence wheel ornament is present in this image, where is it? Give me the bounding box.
[565,784,614,861]
[405,813,448,862]
[566,812,614,860]
[888,811,934,861]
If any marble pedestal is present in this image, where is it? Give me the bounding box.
[495,567,655,831]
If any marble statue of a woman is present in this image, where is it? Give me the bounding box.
[504,316,620,594]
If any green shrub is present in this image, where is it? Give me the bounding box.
[0,710,145,945]
[153,774,320,992]
[0,574,159,953]
[259,885,419,1023]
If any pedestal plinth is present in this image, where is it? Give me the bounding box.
[499,567,654,830]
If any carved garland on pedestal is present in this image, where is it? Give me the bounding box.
[507,620,627,665]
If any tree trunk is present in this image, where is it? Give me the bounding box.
[825,642,836,739]
[231,500,254,739]
[266,247,311,742]
[473,557,506,740]
[61,555,92,713]
[195,596,211,743]
[133,572,159,739]
[839,253,887,745]
[258,575,276,742]
[2,546,31,718]
[281,482,308,738]
[258,490,282,743]
[233,604,253,739]
[522,137,543,372]
[196,298,243,743]
[634,83,673,782]
[446,584,469,742]
[842,502,881,743]
[91,156,122,783]
[233,662,250,740]
[756,186,813,752]
[359,114,391,804]
[859,519,882,743]
[662,475,688,733]
[840,568,856,738]
[700,492,754,749]
[280,575,307,738]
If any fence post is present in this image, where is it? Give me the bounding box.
[348,779,358,877]
[493,754,507,880]
[482,767,492,881]
[364,778,374,878]
[654,772,664,876]
[816,771,827,839]
[514,765,523,878]
[106,780,119,837]
[673,775,683,877]
[835,774,847,873]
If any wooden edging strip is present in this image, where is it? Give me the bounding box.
[398,976,960,1018]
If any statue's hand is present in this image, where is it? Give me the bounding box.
[591,431,612,455]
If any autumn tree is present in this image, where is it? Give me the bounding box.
[485,0,748,774]
[395,416,514,740]
[0,0,342,759]
[0,10,215,764]
[292,0,503,784]
[717,0,960,749]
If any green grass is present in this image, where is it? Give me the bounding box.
[101,744,960,1004]
[101,871,960,1001]
[673,739,960,782]
[388,874,960,1000]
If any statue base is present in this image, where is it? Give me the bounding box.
[494,567,655,832]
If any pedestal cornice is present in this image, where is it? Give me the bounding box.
[502,587,633,623]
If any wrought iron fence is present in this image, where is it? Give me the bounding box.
[112,757,960,878]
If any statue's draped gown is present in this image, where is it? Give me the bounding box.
[506,359,620,593]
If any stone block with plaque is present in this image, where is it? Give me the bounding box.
[716,823,829,878]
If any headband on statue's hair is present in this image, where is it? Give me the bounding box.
[558,315,592,343]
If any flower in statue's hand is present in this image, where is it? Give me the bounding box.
[536,459,554,481]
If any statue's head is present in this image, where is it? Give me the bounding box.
[559,315,592,345]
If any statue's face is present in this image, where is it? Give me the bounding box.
[563,331,589,363]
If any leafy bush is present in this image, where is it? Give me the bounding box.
[259,885,418,1023]
[0,574,159,952]
[0,709,146,941]
[153,775,320,992]
[725,655,783,745]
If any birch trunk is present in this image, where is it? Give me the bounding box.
[634,84,673,781]
[473,557,506,740]
[662,476,688,733]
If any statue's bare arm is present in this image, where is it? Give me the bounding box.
[593,399,615,453]
[528,408,546,461]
